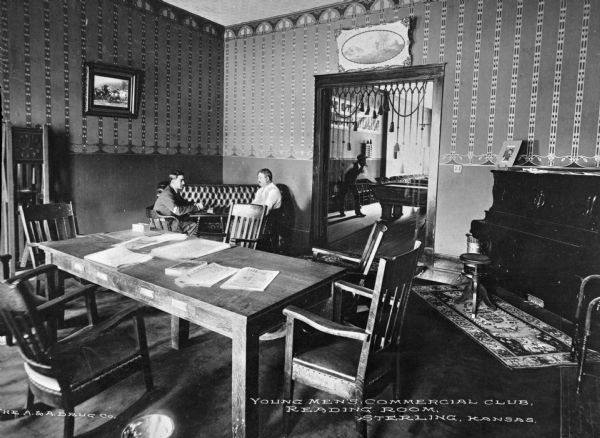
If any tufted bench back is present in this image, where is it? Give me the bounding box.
[180,184,259,211]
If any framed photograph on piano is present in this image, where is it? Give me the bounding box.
[497,140,523,168]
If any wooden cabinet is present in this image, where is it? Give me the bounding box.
[0,122,50,273]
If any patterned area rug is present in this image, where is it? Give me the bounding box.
[412,284,600,369]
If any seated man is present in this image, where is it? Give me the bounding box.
[252,168,283,251]
[153,170,203,236]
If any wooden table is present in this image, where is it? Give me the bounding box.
[371,182,428,221]
[38,231,346,438]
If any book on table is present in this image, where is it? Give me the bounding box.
[151,238,231,260]
[174,263,239,287]
[220,267,279,292]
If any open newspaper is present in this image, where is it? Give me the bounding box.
[84,246,153,269]
[151,238,231,260]
[220,267,279,292]
[174,263,239,287]
[115,233,188,252]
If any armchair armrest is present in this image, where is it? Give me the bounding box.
[230,237,259,245]
[334,280,374,300]
[9,264,57,283]
[197,232,227,239]
[56,303,146,347]
[283,305,368,341]
[36,284,97,315]
[312,247,360,265]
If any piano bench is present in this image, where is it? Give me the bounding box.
[456,253,497,319]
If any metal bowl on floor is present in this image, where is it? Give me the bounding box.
[121,414,175,438]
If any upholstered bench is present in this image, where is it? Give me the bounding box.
[179,184,259,212]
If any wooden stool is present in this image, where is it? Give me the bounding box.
[456,253,497,318]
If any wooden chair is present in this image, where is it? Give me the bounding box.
[570,274,600,394]
[311,221,388,286]
[147,208,178,232]
[199,203,267,249]
[0,264,153,438]
[18,202,78,268]
[18,202,99,323]
[282,241,423,438]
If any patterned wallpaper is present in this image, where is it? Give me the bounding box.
[223,0,600,168]
[0,0,224,155]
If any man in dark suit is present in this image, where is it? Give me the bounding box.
[153,170,203,235]
[338,154,369,217]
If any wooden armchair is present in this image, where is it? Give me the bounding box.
[199,203,267,249]
[0,264,153,438]
[18,202,99,322]
[18,202,79,268]
[311,221,388,286]
[282,241,423,438]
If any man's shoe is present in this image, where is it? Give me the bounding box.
[355,212,366,217]
[340,212,346,217]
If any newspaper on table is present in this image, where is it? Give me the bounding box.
[174,263,239,287]
[150,238,231,260]
[165,260,207,276]
[115,232,188,252]
[84,246,153,269]
[220,267,279,292]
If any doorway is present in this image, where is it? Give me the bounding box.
[310,64,445,265]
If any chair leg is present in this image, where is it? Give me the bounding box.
[84,286,99,324]
[354,396,367,438]
[26,386,34,409]
[62,400,75,438]
[134,314,154,391]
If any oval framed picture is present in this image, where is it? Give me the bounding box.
[335,18,413,72]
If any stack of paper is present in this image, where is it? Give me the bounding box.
[151,238,231,260]
[174,263,239,287]
[84,246,153,269]
[220,268,279,292]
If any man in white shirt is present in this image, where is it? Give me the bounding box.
[252,168,281,213]
[252,168,283,251]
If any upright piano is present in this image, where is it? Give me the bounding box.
[471,168,600,320]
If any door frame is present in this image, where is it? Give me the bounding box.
[310,63,445,266]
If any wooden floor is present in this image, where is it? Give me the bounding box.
[1,222,599,438]
[327,204,425,258]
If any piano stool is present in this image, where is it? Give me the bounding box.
[455,253,497,319]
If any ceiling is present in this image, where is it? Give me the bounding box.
[161,0,343,26]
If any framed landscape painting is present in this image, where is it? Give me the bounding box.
[84,62,142,118]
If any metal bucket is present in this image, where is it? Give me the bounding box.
[122,414,175,438]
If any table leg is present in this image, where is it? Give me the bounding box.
[232,319,259,438]
[170,316,189,350]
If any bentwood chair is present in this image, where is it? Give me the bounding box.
[200,203,267,249]
[570,274,600,394]
[0,264,153,438]
[282,241,423,438]
[18,202,99,323]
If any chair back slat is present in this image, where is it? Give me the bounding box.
[357,221,388,276]
[224,203,267,249]
[365,241,422,355]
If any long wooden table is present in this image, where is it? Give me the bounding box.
[38,231,346,438]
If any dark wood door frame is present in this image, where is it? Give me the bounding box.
[311,64,446,265]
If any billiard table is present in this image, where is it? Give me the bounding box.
[371,182,428,221]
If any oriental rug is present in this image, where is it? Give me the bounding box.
[412,284,600,369]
